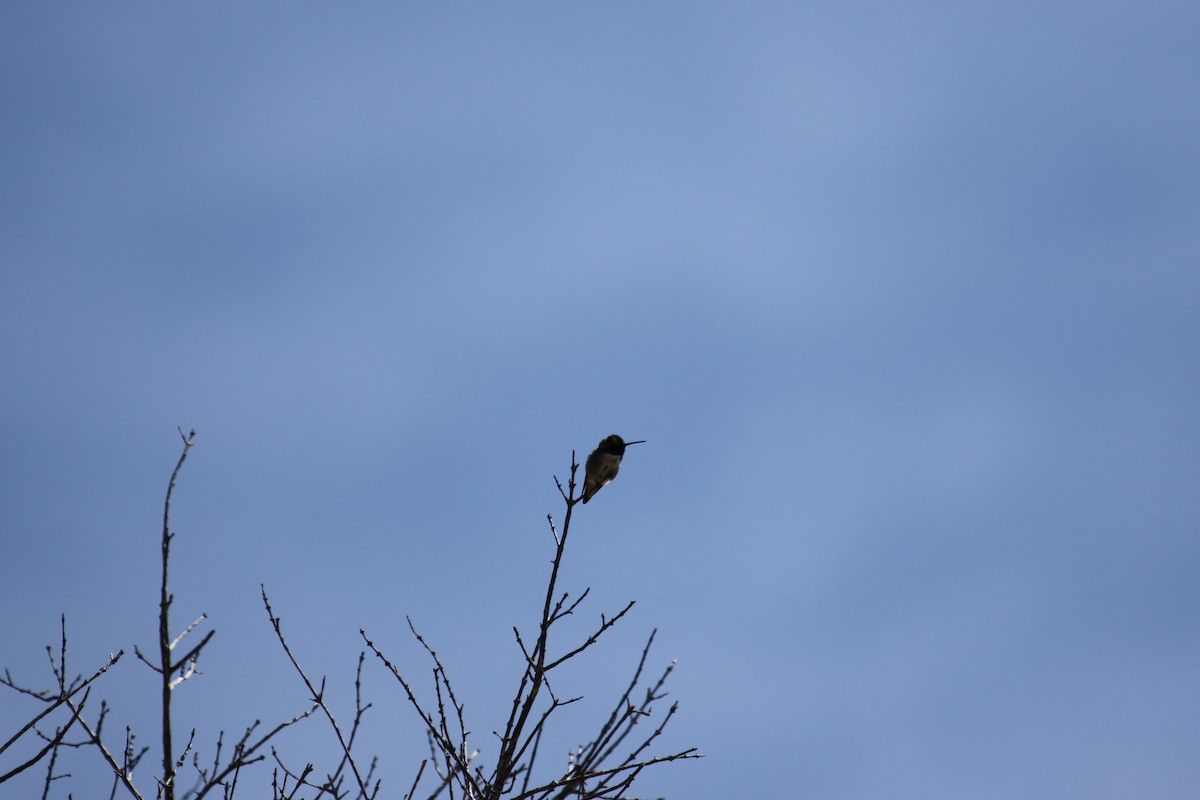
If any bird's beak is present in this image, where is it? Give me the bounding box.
[625,440,647,445]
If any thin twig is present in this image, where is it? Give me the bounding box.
[360,631,481,798]
[0,689,87,783]
[1,649,123,757]
[514,748,702,800]
[263,586,376,800]
[63,695,146,800]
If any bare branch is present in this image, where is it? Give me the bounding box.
[132,646,162,674]
[189,703,318,800]
[403,758,427,800]
[158,430,196,800]
[264,586,377,800]
[359,629,481,798]
[1,648,123,758]
[0,688,87,783]
[169,614,209,653]
[63,694,146,800]
[489,454,582,796]
[167,629,216,688]
[155,728,194,800]
[512,748,702,800]
[544,601,636,671]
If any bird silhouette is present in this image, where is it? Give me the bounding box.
[581,434,645,503]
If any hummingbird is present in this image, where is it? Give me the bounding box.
[581,434,646,504]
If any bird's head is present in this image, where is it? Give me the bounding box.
[599,434,646,456]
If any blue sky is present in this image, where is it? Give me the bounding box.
[2,3,1198,798]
